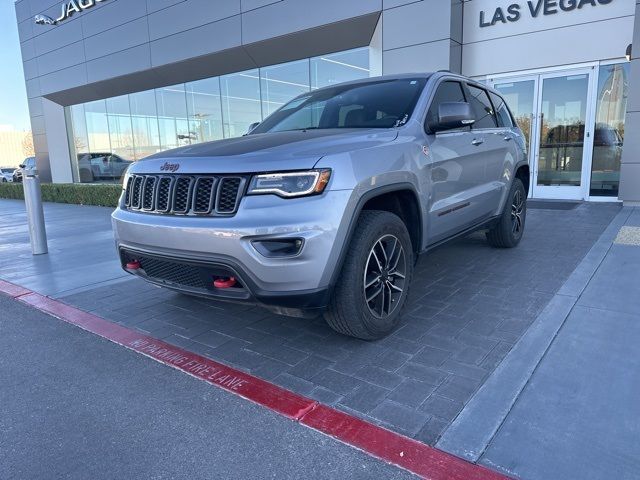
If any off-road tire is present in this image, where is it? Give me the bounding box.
[324,210,414,340]
[486,178,526,248]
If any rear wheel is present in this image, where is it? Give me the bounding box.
[79,168,94,183]
[324,210,413,340]
[486,178,526,248]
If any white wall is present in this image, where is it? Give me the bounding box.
[382,0,463,74]
[619,0,640,204]
[462,0,635,77]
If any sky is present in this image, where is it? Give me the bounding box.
[0,1,31,131]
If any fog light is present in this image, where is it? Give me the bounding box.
[252,238,304,258]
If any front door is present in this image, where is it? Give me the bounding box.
[533,70,594,199]
[491,68,596,200]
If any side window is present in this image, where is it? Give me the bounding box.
[489,92,514,128]
[426,81,466,132]
[467,84,498,129]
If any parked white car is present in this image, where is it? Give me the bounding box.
[1,168,15,182]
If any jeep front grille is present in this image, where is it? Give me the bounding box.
[124,174,246,216]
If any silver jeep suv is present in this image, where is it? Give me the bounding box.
[112,73,529,340]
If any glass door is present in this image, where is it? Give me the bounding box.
[490,68,596,200]
[533,70,594,199]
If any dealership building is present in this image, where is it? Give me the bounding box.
[14,0,640,204]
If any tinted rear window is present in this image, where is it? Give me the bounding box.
[489,92,514,128]
[467,84,498,129]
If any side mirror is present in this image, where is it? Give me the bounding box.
[19,164,25,169]
[434,102,475,132]
[246,122,260,134]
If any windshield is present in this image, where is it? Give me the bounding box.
[251,78,427,134]
[1,169,14,173]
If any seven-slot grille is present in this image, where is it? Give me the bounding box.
[124,174,246,215]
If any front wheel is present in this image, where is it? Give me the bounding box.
[486,178,526,248]
[324,210,414,340]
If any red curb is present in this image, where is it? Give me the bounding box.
[18,292,315,420]
[2,280,511,480]
[0,280,32,298]
[302,404,508,480]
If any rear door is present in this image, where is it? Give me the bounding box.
[464,83,510,211]
[425,80,491,244]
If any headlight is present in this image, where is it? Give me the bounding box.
[247,169,331,198]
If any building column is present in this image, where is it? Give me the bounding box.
[381,0,463,75]
[620,1,640,205]
[42,99,73,184]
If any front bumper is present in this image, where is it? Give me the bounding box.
[112,190,353,312]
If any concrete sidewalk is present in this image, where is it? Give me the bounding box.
[438,206,640,479]
[0,199,127,297]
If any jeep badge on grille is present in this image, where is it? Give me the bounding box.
[160,162,180,173]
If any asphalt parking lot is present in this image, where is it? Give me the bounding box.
[52,201,621,444]
[0,294,416,480]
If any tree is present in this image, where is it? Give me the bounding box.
[22,132,35,157]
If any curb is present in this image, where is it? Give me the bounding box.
[1,279,510,480]
[436,206,633,463]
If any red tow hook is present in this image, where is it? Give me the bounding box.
[126,260,141,270]
[214,277,237,289]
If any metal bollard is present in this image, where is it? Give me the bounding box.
[23,167,48,255]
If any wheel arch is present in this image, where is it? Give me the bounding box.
[515,162,530,196]
[327,183,423,289]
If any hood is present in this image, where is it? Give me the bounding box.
[130,129,398,174]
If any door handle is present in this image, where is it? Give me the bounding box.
[504,136,512,142]
[471,139,484,146]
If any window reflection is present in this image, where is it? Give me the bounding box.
[537,74,589,187]
[590,63,629,197]
[65,47,371,184]
[106,95,135,161]
[494,80,535,151]
[68,104,89,182]
[129,90,160,160]
[260,60,310,117]
[221,69,262,138]
[84,100,111,153]
[186,77,224,144]
[311,48,370,89]
[156,85,191,150]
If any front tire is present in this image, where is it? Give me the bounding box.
[486,178,526,248]
[324,210,414,340]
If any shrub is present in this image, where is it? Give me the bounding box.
[0,182,122,208]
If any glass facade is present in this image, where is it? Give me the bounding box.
[590,63,630,197]
[494,61,630,199]
[66,48,370,183]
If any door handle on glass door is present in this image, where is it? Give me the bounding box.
[471,139,484,146]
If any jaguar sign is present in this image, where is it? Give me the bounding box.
[34,0,106,26]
